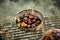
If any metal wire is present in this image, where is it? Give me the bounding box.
[0,15,60,40]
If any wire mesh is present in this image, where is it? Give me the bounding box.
[0,0,60,40]
[0,15,60,40]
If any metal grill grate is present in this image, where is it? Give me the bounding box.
[0,15,60,40]
[0,0,60,40]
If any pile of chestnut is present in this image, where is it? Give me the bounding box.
[16,13,41,28]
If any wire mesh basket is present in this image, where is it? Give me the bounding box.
[16,9,43,31]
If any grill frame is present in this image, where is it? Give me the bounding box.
[0,11,60,40]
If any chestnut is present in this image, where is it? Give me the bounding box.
[23,17,28,20]
[29,15,33,19]
[28,21,32,24]
[21,22,27,28]
[32,19,36,23]
[27,25,31,28]
[24,20,27,23]
[32,24,36,28]
[16,18,20,23]
[34,16,38,19]
[36,21,41,24]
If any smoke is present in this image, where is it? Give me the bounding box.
[0,0,60,23]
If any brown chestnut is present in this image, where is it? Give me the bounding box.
[27,25,31,28]
[36,21,40,24]
[21,22,27,28]
[16,18,20,23]
[23,17,28,20]
[32,24,36,27]
[29,15,33,19]
[28,21,32,24]
[32,19,36,22]
[34,16,38,19]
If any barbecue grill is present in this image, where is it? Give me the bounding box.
[0,0,60,40]
[0,9,60,40]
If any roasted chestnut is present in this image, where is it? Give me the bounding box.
[16,13,42,29]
